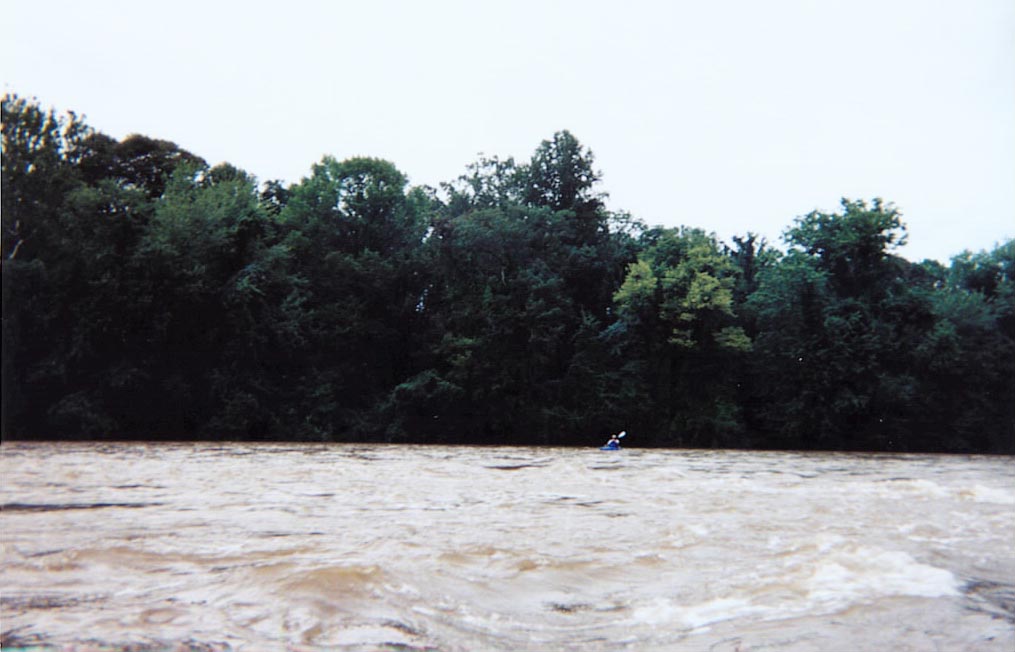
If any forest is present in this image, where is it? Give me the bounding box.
[2,94,1013,453]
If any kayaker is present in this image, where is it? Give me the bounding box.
[604,433,621,449]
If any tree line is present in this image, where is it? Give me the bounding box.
[3,94,1012,452]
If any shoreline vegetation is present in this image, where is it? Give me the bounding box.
[2,94,1013,453]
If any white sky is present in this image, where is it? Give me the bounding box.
[3,0,1013,262]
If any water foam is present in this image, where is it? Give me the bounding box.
[887,478,951,499]
[881,479,1015,505]
[804,546,959,604]
[4,443,1011,650]
[632,545,959,632]
[961,485,1015,505]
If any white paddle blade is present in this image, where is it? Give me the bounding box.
[618,431,626,438]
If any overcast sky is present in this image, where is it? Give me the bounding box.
[3,0,1013,262]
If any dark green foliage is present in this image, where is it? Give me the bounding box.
[744,200,1012,452]
[611,227,752,447]
[2,95,1012,452]
[76,132,207,199]
[275,156,430,439]
[387,133,640,444]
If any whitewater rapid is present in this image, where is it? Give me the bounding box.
[1,443,1012,650]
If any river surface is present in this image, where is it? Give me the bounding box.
[1,442,1013,651]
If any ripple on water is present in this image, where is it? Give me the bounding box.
[1,502,163,512]
[1,442,1012,651]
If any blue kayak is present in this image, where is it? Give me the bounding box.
[600,444,621,451]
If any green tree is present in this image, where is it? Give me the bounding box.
[5,93,1010,451]
[2,96,214,437]
[277,156,429,439]
[747,199,936,450]
[2,94,87,262]
[113,162,289,437]
[783,198,906,299]
[76,132,206,199]
[392,205,575,441]
[524,130,603,214]
[389,134,639,445]
[906,240,1015,452]
[611,227,750,446]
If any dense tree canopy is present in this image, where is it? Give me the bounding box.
[3,94,1012,452]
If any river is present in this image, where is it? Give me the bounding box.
[1,442,1013,651]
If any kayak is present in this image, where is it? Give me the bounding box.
[600,445,621,451]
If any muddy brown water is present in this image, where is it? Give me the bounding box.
[1,442,1013,650]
